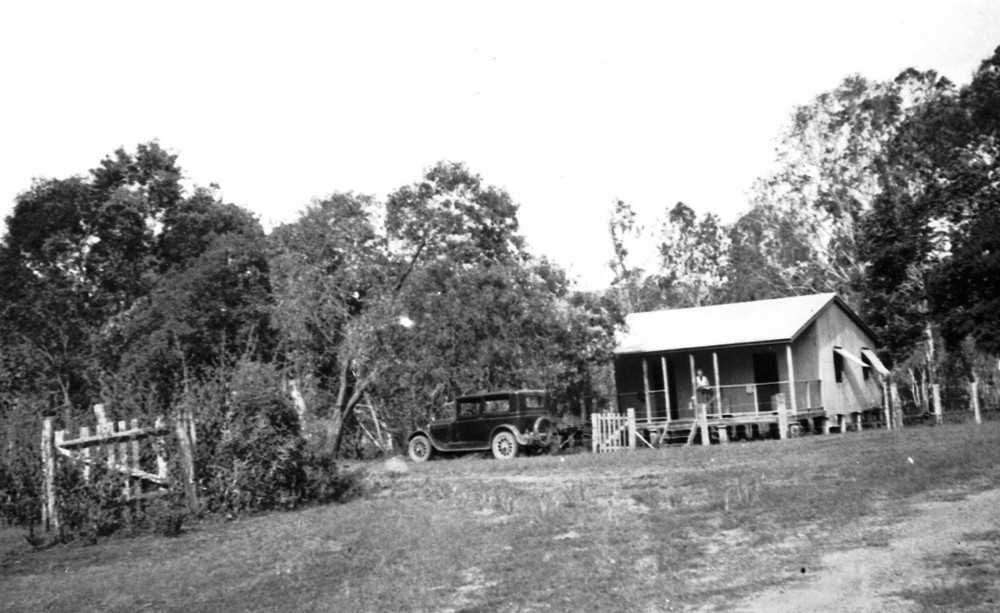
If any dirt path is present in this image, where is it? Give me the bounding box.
[737,488,1000,612]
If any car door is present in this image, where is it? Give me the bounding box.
[428,402,455,444]
[475,394,513,445]
[451,397,483,448]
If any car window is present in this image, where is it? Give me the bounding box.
[483,398,510,414]
[523,395,545,409]
[457,400,479,418]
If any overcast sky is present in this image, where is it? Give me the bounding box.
[2,1,998,288]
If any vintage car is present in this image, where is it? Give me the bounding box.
[407,390,557,461]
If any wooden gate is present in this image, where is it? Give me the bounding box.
[40,408,197,532]
[591,408,637,453]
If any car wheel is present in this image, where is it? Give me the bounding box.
[408,435,433,462]
[491,430,519,460]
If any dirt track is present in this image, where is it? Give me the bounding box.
[737,488,1000,612]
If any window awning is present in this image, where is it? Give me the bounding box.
[833,347,867,368]
[861,348,890,376]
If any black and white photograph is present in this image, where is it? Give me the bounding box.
[2,1,999,611]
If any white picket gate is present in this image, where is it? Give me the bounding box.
[591,408,637,453]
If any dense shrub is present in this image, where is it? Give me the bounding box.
[54,464,130,543]
[0,398,43,527]
[1,359,367,545]
[196,361,308,514]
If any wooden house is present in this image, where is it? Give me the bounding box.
[613,293,890,442]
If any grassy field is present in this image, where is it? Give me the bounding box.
[2,422,999,612]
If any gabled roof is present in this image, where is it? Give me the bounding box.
[615,293,876,355]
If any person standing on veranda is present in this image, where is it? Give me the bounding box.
[696,368,712,408]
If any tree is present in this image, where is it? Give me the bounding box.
[385,161,524,267]
[0,142,268,421]
[269,192,390,456]
[862,47,1000,377]
[730,71,951,303]
[606,200,728,313]
[652,202,729,307]
[106,232,274,412]
[270,161,615,457]
[0,143,187,417]
[370,255,616,440]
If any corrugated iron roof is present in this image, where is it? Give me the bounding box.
[615,293,872,355]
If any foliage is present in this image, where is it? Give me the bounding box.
[651,202,729,307]
[385,160,524,266]
[606,199,654,313]
[105,232,275,413]
[605,199,728,313]
[862,47,1000,369]
[728,71,951,303]
[0,143,268,423]
[0,144,185,416]
[194,361,307,515]
[373,257,616,439]
[268,192,394,456]
[0,397,44,527]
[269,161,610,457]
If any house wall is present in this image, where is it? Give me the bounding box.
[613,301,882,422]
[812,305,881,415]
[791,322,820,381]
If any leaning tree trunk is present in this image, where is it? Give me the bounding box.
[325,361,378,457]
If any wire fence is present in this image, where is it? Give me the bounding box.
[897,381,999,426]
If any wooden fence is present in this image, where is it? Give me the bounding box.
[40,408,197,532]
[591,408,637,453]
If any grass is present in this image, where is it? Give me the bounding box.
[898,528,1000,612]
[2,422,999,612]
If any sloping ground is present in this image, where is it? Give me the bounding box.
[738,487,1000,613]
[1,423,999,612]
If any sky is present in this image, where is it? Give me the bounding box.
[2,1,998,289]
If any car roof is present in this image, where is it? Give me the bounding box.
[455,389,546,401]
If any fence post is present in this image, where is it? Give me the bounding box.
[971,379,982,425]
[79,426,92,482]
[626,408,636,450]
[98,420,115,469]
[590,412,599,453]
[154,417,169,481]
[890,382,903,429]
[175,412,198,512]
[116,420,131,500]
[932,384,942,425]
[882,381,892,430]
[40,418,59,533]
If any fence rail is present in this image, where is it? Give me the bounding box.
[41,409,196,533]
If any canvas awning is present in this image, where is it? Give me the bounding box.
[833,347,867,368]
[861,348,890,376]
